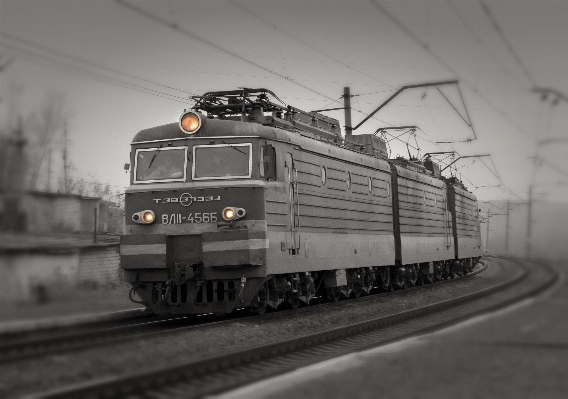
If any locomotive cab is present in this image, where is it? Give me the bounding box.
[122,112,282,315]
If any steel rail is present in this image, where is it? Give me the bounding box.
[0,308,147,339]
[0,311,237,364]
[26,258,557,399]
[1,263,487,363]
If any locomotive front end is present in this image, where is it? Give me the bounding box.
[121,112,271,315]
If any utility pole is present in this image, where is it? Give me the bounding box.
[505,199,510,254]
[485,210,490,254]
[46,147,51,192]
[63,123,68,193]
[527,185,533,259]
[1,118,27,232]
[343,87,352,136]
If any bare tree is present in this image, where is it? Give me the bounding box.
[27,92,67,190]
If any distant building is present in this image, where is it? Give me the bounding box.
[0,190,124,235]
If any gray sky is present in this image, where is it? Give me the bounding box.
[1,0,568,202]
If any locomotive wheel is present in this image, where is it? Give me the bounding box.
[249,283,269,314]
[328,288,342,302]
[250,303,268,315]
[285,295,301,309]
[406,267,418,287]
[351,286,363,298]
[393,267,406,289]
[379,267,391,291]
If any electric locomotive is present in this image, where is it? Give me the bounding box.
[121,89,482,315]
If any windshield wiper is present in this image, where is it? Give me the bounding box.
[148,144,163,168]
[222,141,247,155]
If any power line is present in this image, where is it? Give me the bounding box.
[114,0,401,129]
[445,0,530,89]
[229,0,394,89]
[0,40,189,104]
[368,0,546,204]
[369,0,537,141]
[114,0,339,105]
[228,0,431,109]
[535,157,568,179]
[477,0,537,87]
[478,155,503,185]
[0,32,196,96]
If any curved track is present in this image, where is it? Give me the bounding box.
[1,261,487,363]
[24,257,557,399]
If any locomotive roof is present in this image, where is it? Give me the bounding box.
[133,118,298,144]
[132,118,476,196]
[132,118,392,173]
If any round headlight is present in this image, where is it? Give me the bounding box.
[142,211,155,224]
[179,111,202,134]
[222,207,235,221]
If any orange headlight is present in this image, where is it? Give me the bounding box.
[179,111,202,134]
[142,211,155,224]
[133,210,156,224]
[222,207,235,221]
[222,207,246,222]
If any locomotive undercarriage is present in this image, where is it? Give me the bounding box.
[130,275,268,315]
[130,257,479,315]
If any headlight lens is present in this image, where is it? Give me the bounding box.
[179,111,201,134]
[222,207,235,221]
[142,211,155,224]
[222,207,246,221]
[132,210,156,224]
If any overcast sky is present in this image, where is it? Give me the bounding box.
[1,0,568,203]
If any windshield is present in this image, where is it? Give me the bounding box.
[135,147,187,183]
[193,143,252,179]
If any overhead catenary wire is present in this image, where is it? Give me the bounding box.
[113,0,339,105]
[478,155,503,185]
[534,157,568,179]
[445,0,530,90]
[0,41,190,104]
[435,87,471,128]
[369,0,536,141]
[114,0,470,151]
[477,0,537,87]
[113,0,401,129]
[0,32,197,97]
[228,0,395,89]
[368,0,564,201]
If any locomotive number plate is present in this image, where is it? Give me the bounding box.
[161,212,218,224]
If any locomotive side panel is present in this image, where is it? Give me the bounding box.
[264,141,395,275]
[392,165,454,264]
[447,185,483,259]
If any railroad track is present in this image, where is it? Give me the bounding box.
[24,257,557,399]
[1,262,487,363]
[0,310,237,363]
